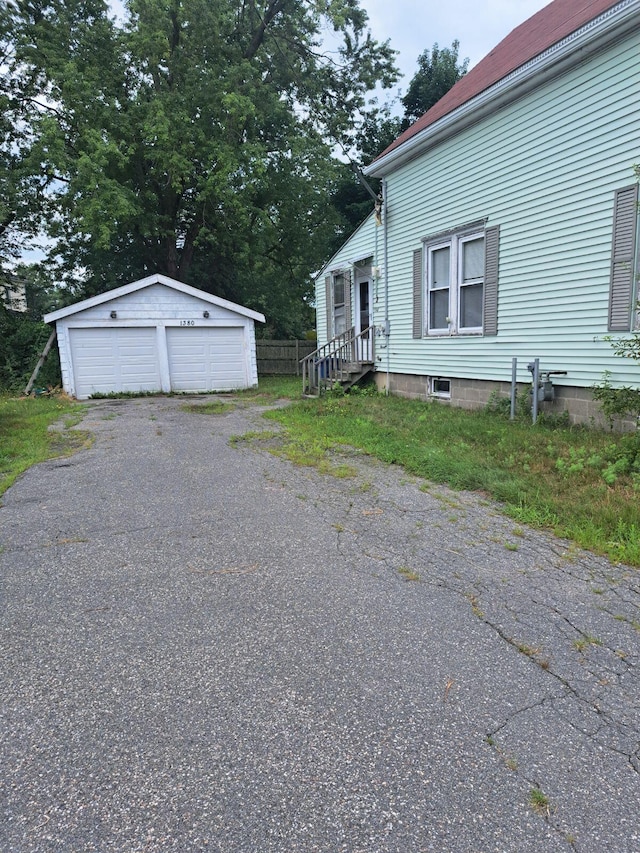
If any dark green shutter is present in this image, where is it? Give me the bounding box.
[412,248,423,339]
[608,184,638,332]
[483,225,500,336]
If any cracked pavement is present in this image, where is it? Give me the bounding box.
[1,396,638,852]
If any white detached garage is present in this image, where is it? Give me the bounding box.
[44,274,265,399]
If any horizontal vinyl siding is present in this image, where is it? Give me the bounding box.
[382,30,640,388]
[70,284,243,323]
[315,214,379,346]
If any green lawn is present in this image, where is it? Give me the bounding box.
[4,380,639,567]
[264,386,640,567]
[0,394,87,497]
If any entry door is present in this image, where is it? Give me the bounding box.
[354,278,373,361]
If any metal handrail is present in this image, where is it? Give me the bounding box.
[301,326,374,396]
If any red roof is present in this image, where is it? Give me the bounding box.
[377,0,622,160]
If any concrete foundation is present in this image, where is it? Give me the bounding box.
[373,372,637,431]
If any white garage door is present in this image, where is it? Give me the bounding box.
[166,326,246,391]
[69,327,161,399]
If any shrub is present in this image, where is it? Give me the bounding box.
[0,307,61,391]
[591,371,640,427]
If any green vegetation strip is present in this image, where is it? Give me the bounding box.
[265,388,640,567]
[0,395,86,497]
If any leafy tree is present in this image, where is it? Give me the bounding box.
[330,40,468,246]
[7,0,397,336]
[0,264,63,391]
[0,2,54,275]
[0,304,60,391]
[14,262,63,318]
[401,40,468,128]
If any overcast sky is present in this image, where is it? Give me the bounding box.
[360,0,551,87]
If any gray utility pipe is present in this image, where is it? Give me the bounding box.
[382,178,390,395]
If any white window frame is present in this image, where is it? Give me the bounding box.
[425,230,484,335]
[332,272,346,337]
[426,241,451,334]
[429,377,451,399]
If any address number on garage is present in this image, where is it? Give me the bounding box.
[179,320,196,326]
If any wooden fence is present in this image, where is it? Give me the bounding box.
[256,339,316,375]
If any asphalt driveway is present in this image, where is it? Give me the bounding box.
[1,396,638,852]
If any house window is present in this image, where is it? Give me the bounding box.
[427,232,484,334]
[332,273,346,336]
[413,224,498,340]
[429,377,451,398]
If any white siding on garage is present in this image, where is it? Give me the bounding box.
[70,327,161,398]
[166,326,246,391]
[46,276,264,399]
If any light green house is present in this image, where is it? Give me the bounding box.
[311,0,640,425]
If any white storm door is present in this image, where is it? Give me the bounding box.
[354,278,373,361]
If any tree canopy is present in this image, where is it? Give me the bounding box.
[5,0,397,335]
[2,5,468,341]
[401,40,468,128]
[330,40,468,240]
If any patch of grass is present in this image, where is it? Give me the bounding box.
[89,389,160,399]
[180,400,231,415]
[529,787,550,816]
[572,634,603,653]
[232,375,302,402]
[516,642,542,658]
[0,394,85,496]
[265,393,640,565]
[229,429,280,445]
[230,426,357,478]
[397,565,420,582]
[430,491,461,508]
[468,594,484,619]
[504,541,519,551]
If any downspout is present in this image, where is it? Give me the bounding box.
[382,177,390,395]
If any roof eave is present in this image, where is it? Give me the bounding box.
[365,0,639,179]
[314,211,377,282]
